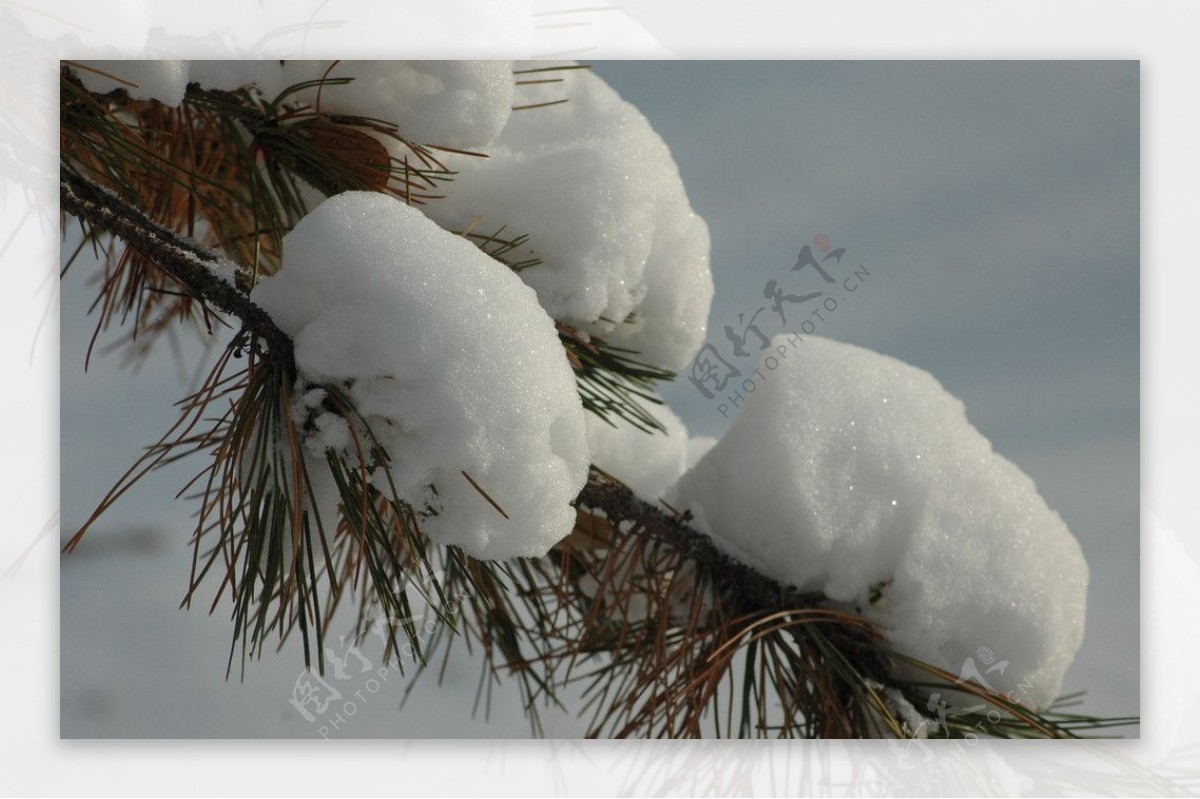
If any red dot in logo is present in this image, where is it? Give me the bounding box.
[813,233,832,253]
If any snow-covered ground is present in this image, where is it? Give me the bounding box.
[59,61,1140,737]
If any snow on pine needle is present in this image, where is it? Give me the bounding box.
[60,60,1134,739]
[422,63,714,372]
[671,335,1089,710]
[250,190,590,560]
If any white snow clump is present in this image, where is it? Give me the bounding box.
[585,399,720,503]
[73,60,191,106]
[250,191,589,560]
[69,60,712,371]
[685,435,718,469]
[585,401,691,502]
[69,61,508,144]
[71,61,286,105]
[421,65,713,371]
[279,61,515,148]
[671,335,1088,709]
[187,61,285,97]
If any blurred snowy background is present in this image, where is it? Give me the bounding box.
[60,61,1139,737]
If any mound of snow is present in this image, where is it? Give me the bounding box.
[421,65,713,371]
[279,61,515,149]
[586,402,691,502]
[672,335,1088,708]
[72,60,286,104]
[685,435,718,469]
[250,191,588,559]
[72,60,190,106]
[188,60,285,97]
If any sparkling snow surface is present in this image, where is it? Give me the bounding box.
[250,191,588,559]
[672,335,1088,708]
[421,66,713,370]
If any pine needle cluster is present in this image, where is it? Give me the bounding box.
[59,61,1136,738]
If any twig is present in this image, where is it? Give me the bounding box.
[576,470,817,618]
[59,167,295,370]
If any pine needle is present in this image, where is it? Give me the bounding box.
[60,61,1137,740]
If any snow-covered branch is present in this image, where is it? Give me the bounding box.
[58,59,1124,739]
[60,167,294,369]
[58,166,807,614]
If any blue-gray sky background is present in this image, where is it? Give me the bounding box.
[60,60,1140,737]
[598,60,1140,724]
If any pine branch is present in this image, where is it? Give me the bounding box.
[575,471,821,617]
[60,165,805,622]
[61,117,1134,740]
[60,166,294,370]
